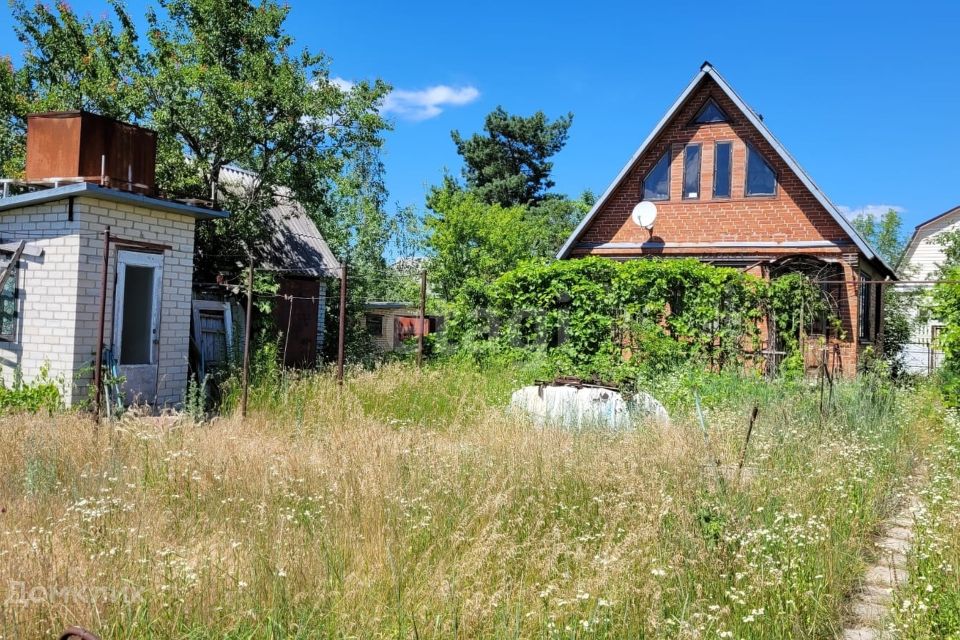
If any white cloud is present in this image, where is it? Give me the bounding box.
[382,85,480,121]
[330,77,480,122]
[837,204,906,220]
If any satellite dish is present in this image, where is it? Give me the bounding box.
[631,201,658,230]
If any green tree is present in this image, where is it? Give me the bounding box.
[424,184,543,301]
[2,0,391,279]
[451,106,573,208]
[1,0,145,176]
[852,208,916,374]
[143,0,389,275]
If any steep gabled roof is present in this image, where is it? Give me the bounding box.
[557,62,897,278]
[902,204,960,260]
[220,166,340,278]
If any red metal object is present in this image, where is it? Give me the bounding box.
[395,316,430,343]
[25,111,157,194]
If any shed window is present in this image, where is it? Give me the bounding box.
[366,314,384,336]
[642,151,671,201]
[745,144,777,196]
[0,260,17,341]
[683,144,701,199]
[692,98,728,124]
[713,142,732,198]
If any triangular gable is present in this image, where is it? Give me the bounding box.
[557,62,897,278]
[901,204,960,270]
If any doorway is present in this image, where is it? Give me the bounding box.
[112,250,163,403]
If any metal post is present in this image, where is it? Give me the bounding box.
[336,262,347,385]
[417,270,427,368]
[93,226,110,419]
[240,256,254,418]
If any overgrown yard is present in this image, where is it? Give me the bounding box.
[0,363,938,638]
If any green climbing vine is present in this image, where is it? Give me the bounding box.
[447,256,836,387]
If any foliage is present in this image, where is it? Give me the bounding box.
[932,264,960,405]
[0,364,62,414]
[451,105,573,207]
[423,186,544,301]
[448,257,777,388]
[144,0,389,276]
[853,208,917,373]
[892,398,960,639]
[767,272,834,352]
[422,108,588,306]
[2,0,390,279]
[1,0,145,177]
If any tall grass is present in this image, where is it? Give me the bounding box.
[0,363,928,638]
[892,391,960,638]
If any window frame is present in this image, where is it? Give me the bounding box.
[689,97,729,125]
[859,271,872,342]
[682,143,702,200]
[642,150,671,202]
[713,141,733,199]
[365,313,385,337]
[0,257,19,343]
[744,143,778,198]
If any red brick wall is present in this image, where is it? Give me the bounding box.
[569,75,869,374]
[576,76,852,253]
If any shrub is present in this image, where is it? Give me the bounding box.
[448,257,827,388]
[0,365,62,414]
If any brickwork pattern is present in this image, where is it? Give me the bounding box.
[570,76,876,373]
[0,196,196,406]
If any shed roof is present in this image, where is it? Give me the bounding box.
[0,181,228,219]
[255,197,341,278]
[219,166,340,279]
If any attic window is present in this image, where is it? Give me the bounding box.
[683,144,701,199]
[713,142,732,198]
[642,151,670,201]
[745,144,777,196]
[692,98,728,124]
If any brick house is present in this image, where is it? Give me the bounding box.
[0,112,227,406]
[557,62,897,373]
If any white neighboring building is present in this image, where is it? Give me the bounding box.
[900,205,960,374]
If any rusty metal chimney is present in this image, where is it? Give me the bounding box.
[25,111,157,195]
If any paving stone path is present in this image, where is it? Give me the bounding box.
[840,493,922,640]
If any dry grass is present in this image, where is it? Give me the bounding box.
[0,364,926,638]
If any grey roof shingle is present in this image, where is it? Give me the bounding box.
[220,166,340,279]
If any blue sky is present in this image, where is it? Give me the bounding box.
[3,0,959,233]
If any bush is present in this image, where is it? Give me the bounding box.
[0,365,63,414]
[447,257,826,389]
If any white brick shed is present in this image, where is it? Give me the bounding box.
[0,182,226,406]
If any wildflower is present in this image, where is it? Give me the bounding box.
[651,568,667,577]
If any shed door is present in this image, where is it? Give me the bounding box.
[112,250,163,404]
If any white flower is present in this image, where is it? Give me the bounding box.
[651,568,667,577]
